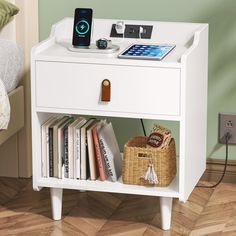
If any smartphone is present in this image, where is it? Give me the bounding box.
[72,8,93,47]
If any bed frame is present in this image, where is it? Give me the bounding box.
[0,87,24,145]
[0,0,38,177]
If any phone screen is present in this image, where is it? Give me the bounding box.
[72,8,93,47]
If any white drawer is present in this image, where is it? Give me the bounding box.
[35,61,181,116]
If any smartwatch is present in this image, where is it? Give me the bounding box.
[96,38,112,49]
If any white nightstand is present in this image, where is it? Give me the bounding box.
[31,18,208,230]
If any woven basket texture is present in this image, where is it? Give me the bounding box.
[122,136,176,187]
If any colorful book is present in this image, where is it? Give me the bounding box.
[92,122,107,181]
[80,118,96,180]
[87,121,100,180]
[68,117,86,179]
[48,118,62,177]
[52,116,70,178]
[98,122,122,182]
[74,118,87,179]
[41,116,57,178]
[62,118,74,178]
[57,117,74,179]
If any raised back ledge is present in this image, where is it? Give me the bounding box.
[181,24,208,64]
[50,18,207,44]
[32,18,208,67]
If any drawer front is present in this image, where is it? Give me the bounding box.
[35,62,181,116]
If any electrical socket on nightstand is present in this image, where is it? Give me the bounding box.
[219,113,236,144]
[110,24,153,39]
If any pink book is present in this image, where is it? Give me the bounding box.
[92,125,106,181]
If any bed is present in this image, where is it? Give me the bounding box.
[0,0,24,145]
[0,0,38,177]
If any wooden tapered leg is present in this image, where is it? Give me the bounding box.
[160,197,173,230]
[50,188,63,220]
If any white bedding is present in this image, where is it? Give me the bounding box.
[0,39,23,129]
[0,78,10,129]
[0,39,23,92]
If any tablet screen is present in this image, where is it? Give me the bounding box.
[118,44,175,60]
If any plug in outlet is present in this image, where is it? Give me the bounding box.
[219,113,236,144]
[110,24,153,39]
[125,25,153,39]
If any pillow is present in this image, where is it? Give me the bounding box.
[0,0,19,29]
[0,39,23,92]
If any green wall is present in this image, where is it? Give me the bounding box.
[39,0,236,159]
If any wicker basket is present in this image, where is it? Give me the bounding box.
[122,136,176,187]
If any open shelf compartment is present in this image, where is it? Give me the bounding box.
[37,175,179,198]
[32,112,180,199]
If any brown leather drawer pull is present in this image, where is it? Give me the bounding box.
[101,79,111,102]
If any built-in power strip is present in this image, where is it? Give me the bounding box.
[110,24,153,39]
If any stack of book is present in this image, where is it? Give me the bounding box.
[41,116,122,182]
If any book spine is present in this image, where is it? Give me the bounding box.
[49,127,54,177]
[87,131,96,180]
[41,127,46,178]
[92,128,106,181]
[45,129,49,178]
[58,130,62,179]
[80,129,86,180]
[64,128,69,178]
[85,138,90,179]
[75,129,81,179]
[53,129,58,178]
[68,127,74,179]
[99,138,117,181]
[61,129,65,179]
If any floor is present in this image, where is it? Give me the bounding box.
[0,178,236,236]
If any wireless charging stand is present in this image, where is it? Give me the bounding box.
[68,44,120,54]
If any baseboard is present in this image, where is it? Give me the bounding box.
[201,158,236,183]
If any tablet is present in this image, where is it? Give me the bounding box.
[118,44,176,60]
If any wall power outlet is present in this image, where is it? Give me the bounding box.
[219,113,236,144]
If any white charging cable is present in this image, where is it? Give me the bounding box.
[139,26,144,39]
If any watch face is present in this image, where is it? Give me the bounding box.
[97,40,107,49]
